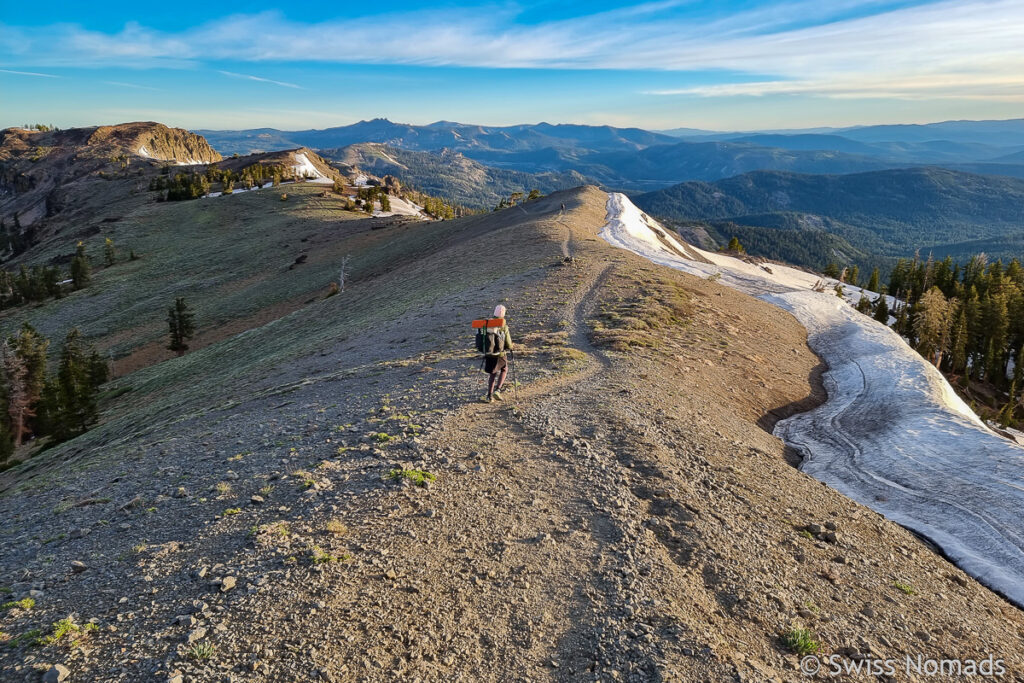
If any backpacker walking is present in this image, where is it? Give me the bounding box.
[473,305,514,403]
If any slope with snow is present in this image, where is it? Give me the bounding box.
[291,152,334,184]
[599,192,1024,607]
[374,195,427,218]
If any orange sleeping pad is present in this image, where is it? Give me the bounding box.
[472,318,506,329]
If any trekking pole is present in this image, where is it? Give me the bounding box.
[510,349,519,403]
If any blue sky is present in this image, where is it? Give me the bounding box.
[1,0,1022,131]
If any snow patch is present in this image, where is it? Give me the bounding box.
[374,195,427,218]
[290,152,333,183]
[137,145,151,158]
[599,192,1024,608]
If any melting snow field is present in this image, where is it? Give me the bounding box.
[600,192,1024,607]
[291,152,334,184]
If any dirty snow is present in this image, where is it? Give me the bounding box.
[600,192,1024,607]
[291,152,333,184]
[202,181,275,199]
[375,195,427,218]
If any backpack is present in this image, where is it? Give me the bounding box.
[472,318,505,355]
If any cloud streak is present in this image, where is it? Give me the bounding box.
[0,68,59,78]
[103,80,161,91]
[1,1,1022,101]
[217,70,302,89]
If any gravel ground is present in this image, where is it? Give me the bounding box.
[1,186,1022,682]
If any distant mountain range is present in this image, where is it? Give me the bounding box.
[633,167,1024,270]
[199,118,1024,191]
[198,119,677,157]
[664,118,1024,146]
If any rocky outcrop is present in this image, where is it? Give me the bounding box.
[86,122,222,164]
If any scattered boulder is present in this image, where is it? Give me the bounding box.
[43,664,70,683]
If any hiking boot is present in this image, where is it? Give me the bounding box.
[492,391,504,402]
[482,394,493,403]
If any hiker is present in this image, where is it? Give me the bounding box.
[479,304,513,402]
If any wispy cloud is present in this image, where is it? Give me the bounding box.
[0,68,59,78]
[103,80,160,91]
[1,1,1023,102]
[217,70,302,89]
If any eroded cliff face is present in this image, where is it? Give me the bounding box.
[88,122,222,164]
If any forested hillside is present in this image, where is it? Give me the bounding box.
[635,167,1024,266]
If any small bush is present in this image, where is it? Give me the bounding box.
[39,617,91,646]
[894,580,916,595]
[387,469,436,487]
[325,519,347,535]
[189,641,216,660]
[223,508,241,516]
[782,627,820,655]
[308,546,338,564]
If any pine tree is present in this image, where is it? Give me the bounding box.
[167,297,196,356]
[856,293,872,314]
[998,379,1018,427]
[70,242,91,289]
[948,303,969,375]
[823,262,840,279]
[10,323,48,439]
[914,287,952,367]
[1,341,33,446]
[55,329,99,436]
[867,268,880,293]
[380,194,391,212]
[848,265,860,287]
[982,292,1009,384]
[727,237,744,253]
[104,238,116,266]
[873,294,890,324]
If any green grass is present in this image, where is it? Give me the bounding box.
[894,580,916,595]
[387,469,436,487]
[2,598,34,611]
[782,627,821,655]
[6,629,42,648]
[38,618,95,646]
[223,507,241,516]
[308,546,339,564]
